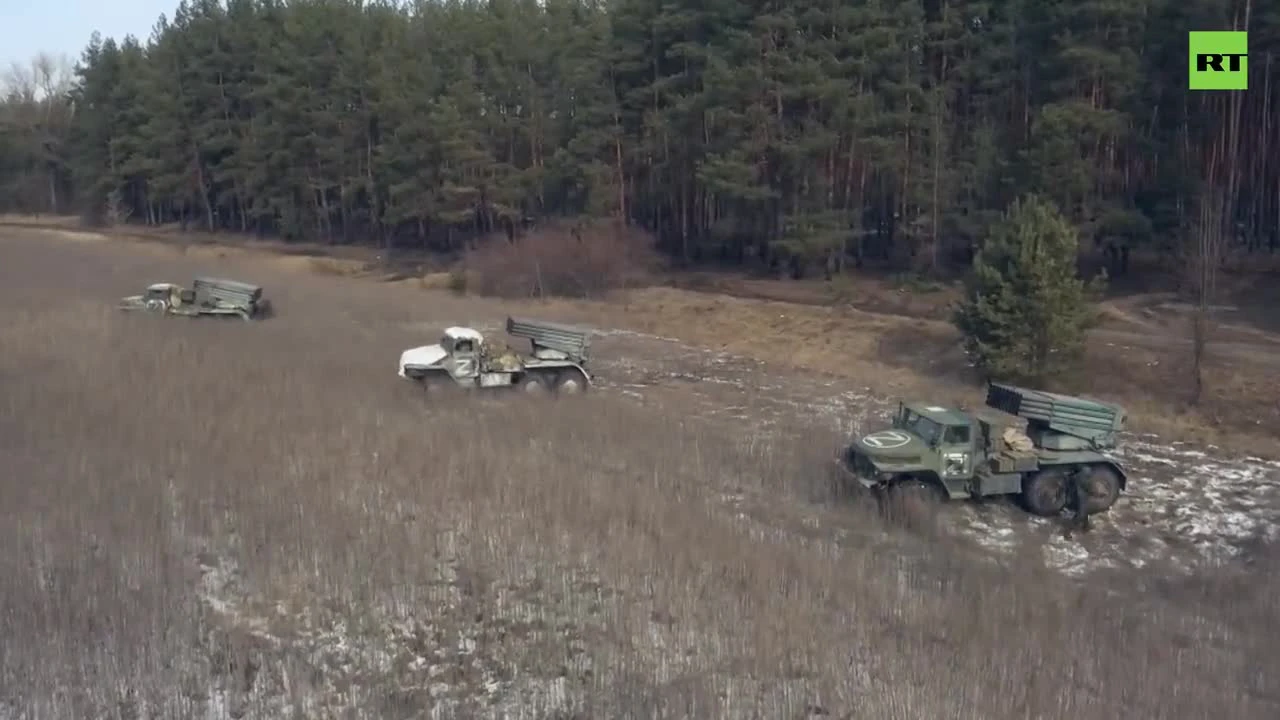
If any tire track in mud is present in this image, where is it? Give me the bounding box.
[584,328,1280,579]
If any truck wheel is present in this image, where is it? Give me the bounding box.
[520,374,550,395]
[881,479,941,529]
[1079,465,1122,515]
[554,370,588,395]
[1022,468,1069,516]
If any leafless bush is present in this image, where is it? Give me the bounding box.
[1,232,1277,719]
[464,219,661,299]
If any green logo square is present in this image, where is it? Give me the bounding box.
[1189,31,1248,90]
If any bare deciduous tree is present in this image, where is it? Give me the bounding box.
[1189,0,1251,407]
[1190,178,1224,407]
[1,52,75,213]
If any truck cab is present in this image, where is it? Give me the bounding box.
[906,403,978,497]
[440,326,483,382]
[896,403,976,480]
[844,402,977,499]
[140,283,177,311]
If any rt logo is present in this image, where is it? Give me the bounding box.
[1189,31,1247,90]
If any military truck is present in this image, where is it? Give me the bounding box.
[834,383,1129,518]
[118,277,273,320]
[398,316,592,394]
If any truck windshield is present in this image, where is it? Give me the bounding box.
[896,409,942,446]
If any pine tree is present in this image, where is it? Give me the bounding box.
[3,0,1280,270]
[953,194,1105,386]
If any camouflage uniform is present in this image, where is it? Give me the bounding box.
[1070,471,1094,532]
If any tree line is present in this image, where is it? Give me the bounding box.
[0,0,1276,281]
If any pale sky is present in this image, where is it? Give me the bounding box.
[2,0,177,70]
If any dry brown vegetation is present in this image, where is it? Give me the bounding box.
[462,220,662,299]
[7,212,1276,458]
[2,228,1280,718]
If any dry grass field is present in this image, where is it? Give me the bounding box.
[2,226,1280,718]
[5,214,1277,458]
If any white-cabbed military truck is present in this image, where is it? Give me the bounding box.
[398,316,592,395]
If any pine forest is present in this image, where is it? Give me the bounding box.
[0,0,1275,280]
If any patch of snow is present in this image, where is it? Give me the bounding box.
[1042,537,1092,576]
[594,327,684,343]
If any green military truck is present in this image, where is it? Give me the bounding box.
[118,277,273,321]
[834,383,1129,518]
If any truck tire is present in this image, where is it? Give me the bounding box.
[1079,465,1122,515]
[1022,468,1069,516]
[554,369,588,395]
[520,373,550,395]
